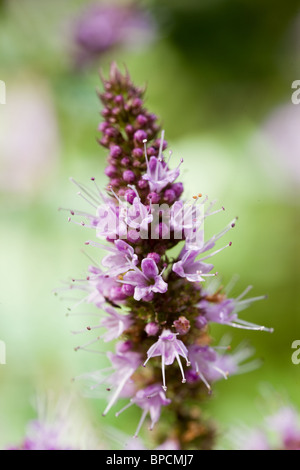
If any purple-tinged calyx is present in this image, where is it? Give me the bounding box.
[173,316,190,335]
[143,329,190,391]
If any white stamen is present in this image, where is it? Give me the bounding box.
[108,186,123,205]
[198,243,232,262]
[102,368,134,416]
[174,351,186,384]
[70,178,101,205]
[74,336,102,350]
[158,130,165,161]
[198,370,211,391]
[134,409,148,438]
[213,365,228,380]
[161,342,167,391]
[77,191,98,210]
[115,401,133,417]
[235,285,253,301]
[143,139,149,171]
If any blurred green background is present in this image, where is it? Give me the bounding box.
[0,0,299,448]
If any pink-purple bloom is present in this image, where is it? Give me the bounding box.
[144,329,191,391]
[122,258,167,301]
[187,344,256,391]
[83,349,142,417]
[62,65,273,448]
[100,307,132,342]
[85,267,126,306]
[124,193,153,234]
[197,286,273,332]
[101,239,138,276]
[116,384,171,436]
[172,248,214,282]
[142,150,182,193]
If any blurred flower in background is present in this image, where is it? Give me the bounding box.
[0,78,60,196]
[6,392,100,451]
[72,2,156,69]
[252,103,300,193]
[231,403,300,450]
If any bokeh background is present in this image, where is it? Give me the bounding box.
[0,0,299,448]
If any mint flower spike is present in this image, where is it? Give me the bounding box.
[143,330,191,391]
[61,64,273,449]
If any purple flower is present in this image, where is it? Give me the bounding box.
[74,307,132,349]
[188,344,256,391]
[100,307,132,342]
[101,239,138,276]
[144,329,190,391]
[122,258,167,301]
[172,248,214,282]
[116,384,171,436]
[169,196,209,250]
[142,140,183,193]
[85,267,126,307]
[96,199,127,240]
[102,350,141,416]
[82,349,141,417]
[197,286,273,332]
[125,193,153,234]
